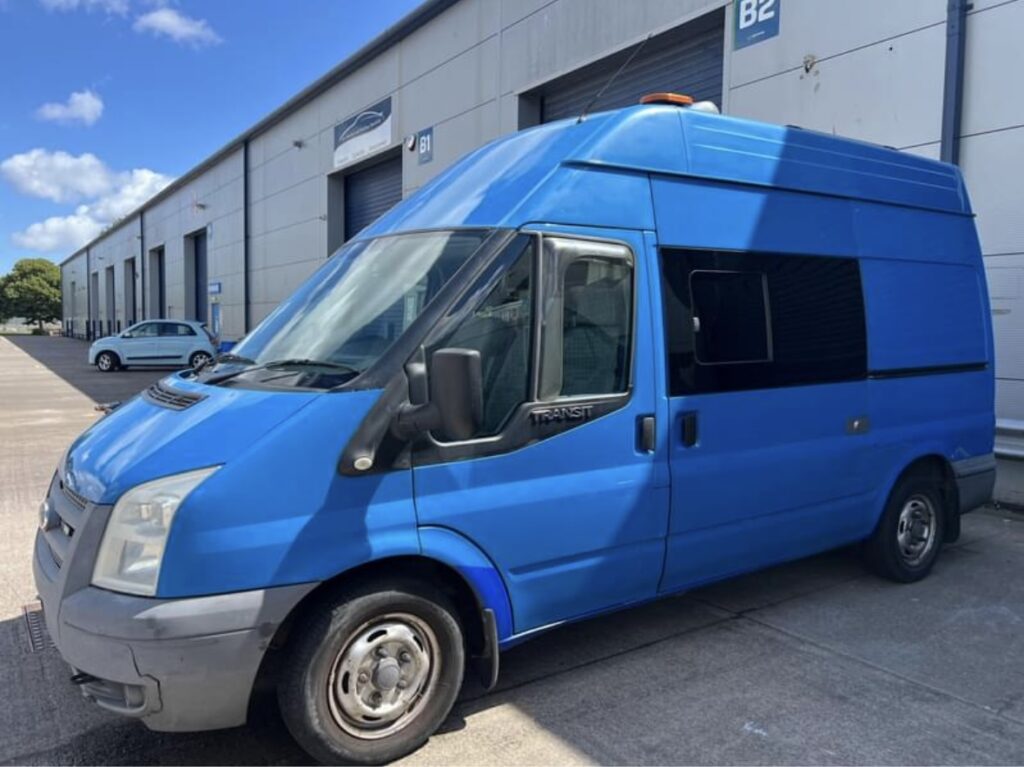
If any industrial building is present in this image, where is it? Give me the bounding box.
[59,0,1023,502]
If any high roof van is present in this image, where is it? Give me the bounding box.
[34,97,995,764]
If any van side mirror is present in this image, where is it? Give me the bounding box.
[430,348,483,441]
[394,348,483,442]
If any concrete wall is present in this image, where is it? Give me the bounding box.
[141,148,244,335]
[61,250,88,338]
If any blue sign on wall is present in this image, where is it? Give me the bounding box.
[417,127,434,165]
[734,0,780,50]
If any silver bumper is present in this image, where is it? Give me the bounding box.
[33,474,316,731]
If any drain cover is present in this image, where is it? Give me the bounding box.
[23,601,54,653]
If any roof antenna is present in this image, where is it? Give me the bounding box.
[577,33,653,124]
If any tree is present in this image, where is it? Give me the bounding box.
[1,258,61,331]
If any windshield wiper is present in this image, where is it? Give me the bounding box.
[202,357,359,386]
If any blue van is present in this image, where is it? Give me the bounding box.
[34,96,995,764]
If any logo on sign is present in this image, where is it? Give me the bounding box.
[334,97,393,169]
[734,0,780,49]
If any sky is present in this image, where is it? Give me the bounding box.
[0,0,423,275]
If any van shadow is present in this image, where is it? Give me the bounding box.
[1,547,865,766]
[4,335,171,405]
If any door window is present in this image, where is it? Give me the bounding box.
[437,242,534,436]
[557,257,632,397]
[690,270,770,365]
[130,323,159,338]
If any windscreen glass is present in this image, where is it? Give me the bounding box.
[226,230,489,387]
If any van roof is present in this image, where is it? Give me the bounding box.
[365,104,970,238]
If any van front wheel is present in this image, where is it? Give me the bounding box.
[863,473,946,583]
[278,581,465,765]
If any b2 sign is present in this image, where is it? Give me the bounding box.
[734,0,780,49]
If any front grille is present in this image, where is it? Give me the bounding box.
[61,479,87,510]
[144,380,205,410]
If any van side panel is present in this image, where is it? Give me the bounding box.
[860,259,989,371]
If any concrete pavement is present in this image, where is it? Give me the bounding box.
[2,335,1024,765]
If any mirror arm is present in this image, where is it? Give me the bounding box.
[392,401,441,441]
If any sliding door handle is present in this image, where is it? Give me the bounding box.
[681,411,699,448]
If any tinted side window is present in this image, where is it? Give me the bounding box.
[166,323,196,336]
[661,249,866,395]
[131,323,158,337]
[437,243,533,436]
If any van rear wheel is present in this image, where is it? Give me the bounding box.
[863,473,946,583]
[278,581,465,765]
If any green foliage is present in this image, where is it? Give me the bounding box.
[0,258,61,330]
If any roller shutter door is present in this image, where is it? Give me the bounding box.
[344,153,403,240]
[539,9,724,123]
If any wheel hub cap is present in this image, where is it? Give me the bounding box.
[896,494,937,566]
[326,614,440,740]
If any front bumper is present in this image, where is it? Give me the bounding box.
[33,474,316,731]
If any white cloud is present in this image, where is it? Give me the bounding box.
[3,149,173,253]
[1,149,114,202]
[132,7,221,46]
[11,208,104,252]
[35,89,104,126]
[39,0,129,14]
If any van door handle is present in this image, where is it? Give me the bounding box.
[681,411,699,447]
[637,415,656,453]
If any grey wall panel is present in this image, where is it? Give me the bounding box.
[729,0,945,88]
[729,22,946,150]
[961,127,1024,257]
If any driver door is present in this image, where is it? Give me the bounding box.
[412,230,669,634]
[121,322,161,364]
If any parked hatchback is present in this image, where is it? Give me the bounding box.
[88,320,215,372]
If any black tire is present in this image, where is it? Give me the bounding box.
[189,351,212,370]
[95,351,119,372]
[863,472,947,583]
[278,580,465,765]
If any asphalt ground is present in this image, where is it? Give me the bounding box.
[1,335,1023,765]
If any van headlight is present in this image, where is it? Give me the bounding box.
[92,466,220,596]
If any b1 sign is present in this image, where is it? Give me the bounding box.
[734,0,780,49]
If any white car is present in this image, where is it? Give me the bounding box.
[88,320,216,372]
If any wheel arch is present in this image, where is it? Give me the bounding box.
[876,452,959,542]
[254,532,513,710]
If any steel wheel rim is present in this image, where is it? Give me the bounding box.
[326,613,441,740]
[896,493,937,566]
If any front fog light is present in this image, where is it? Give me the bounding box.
[92,466,219,596]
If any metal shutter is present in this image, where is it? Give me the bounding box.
[539,9,724,123]
[344,153,403,240]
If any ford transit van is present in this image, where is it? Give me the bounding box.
[34,97,995,764]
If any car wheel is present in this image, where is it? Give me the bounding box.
[96,351,119,372]
[278,580,465,765]
[189,351,213,370]
[863,472,947,583]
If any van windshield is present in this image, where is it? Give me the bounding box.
[225,230,490,387]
